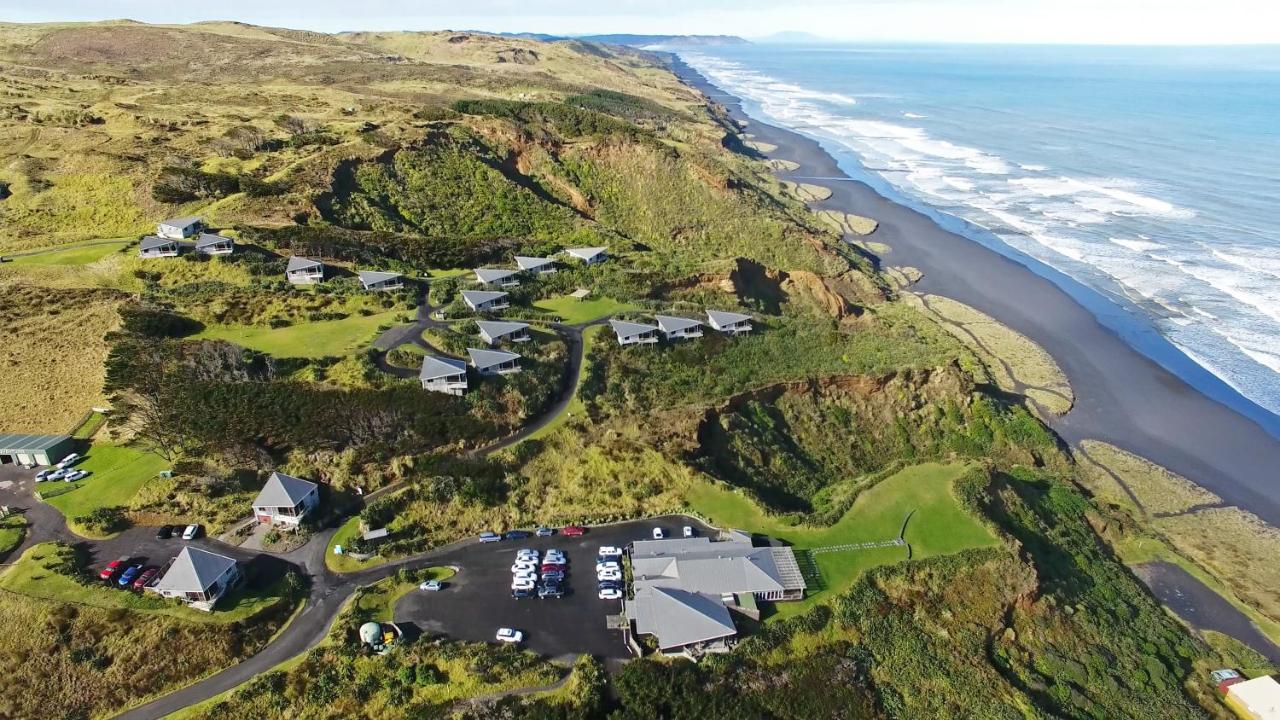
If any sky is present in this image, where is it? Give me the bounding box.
[2,0,1279,45]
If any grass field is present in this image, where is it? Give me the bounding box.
[686,462,996,617]
[326,515,388,572]
[8,240,131,266]
[42,444,167,537]
[352,569,457,622]
[193,310,400,358]
[534,295,638,324]
[0,514,26,556]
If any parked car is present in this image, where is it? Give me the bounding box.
[652,527,665,540]
[156,525,174,540]
[538,583,566,599]
[56,453,80,469]
[512,561,537,573]
[598,546,622,557]
[515,549,539,559]
[544,552,566,564]
[181,524,201,540]
[64,470,88,482]
[513,571,538,583]
[598,580,624,591]
[99,557,129,582]
[597,569,622,582]
[133,567,159,590]
[540,563,565,573]
[504,530,532,540]
[511,587,536,599]
[478,531,502,543]
[47,469,68,481]
[598,587,623,600]
[419,580,444,591]
[117,564,142,587]
[34,469,52,482]
[596,561,621,573]
[682,525,696,538]
[496,628,524,644]
[561,526,586,537]
[535,527,555,537]
[541,570,565,582]
[511,578,536,591]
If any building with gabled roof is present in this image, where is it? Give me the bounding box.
[139,236,179,259]
[150,547,241,611]
[476,320,531,346]
[706,309,753,335]
[1225,675,1280,720]
[468,348,521,376]
[654,315,704,341]
[514,256,557,274]
[156,216,204,240]
[563,246,608,264]
[194,232,234,256]
[474,268,520,287]
[610,319,660,346]
[461,290,510,313]
[0,432,74,467]
[420,355,468,396]
[286,256,325,285]
[628,585,738,653]
[252,471,319,526]
[358,270,404,291]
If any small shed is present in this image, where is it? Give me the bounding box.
[0,433,75,466]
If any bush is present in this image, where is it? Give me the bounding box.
[74,506,128,534]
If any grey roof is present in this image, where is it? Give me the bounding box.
[564,246,607,261]
[461,290,508,306]
[139,236,176,251]
[609,319,659,338]
[362,527,389,541]
[476,320,529,341]
[358,270,402,287]
[159,216,202,229]
[474,268,519,284]
[194,232,233,249]
[630,537,806,595]
[628,586,737,650]
[467,347,521,370]
[0,433,72,454]
[286,256,323,272]
[654,315,703,334]
[514,256,555,271]
[153,547,237,594]
[253,471,317,508]
[419,355,467,381]
[707,309,752,326]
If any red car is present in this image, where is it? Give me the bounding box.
[98,556,130,582]
[540,562,565,573]
[132,567,159,590]
[561,526,586,537]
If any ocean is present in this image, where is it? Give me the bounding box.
[678,44,1280,420]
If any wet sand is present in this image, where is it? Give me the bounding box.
[1133,562,1280,664]
[670,57,1280,527]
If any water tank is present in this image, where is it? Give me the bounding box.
[359,622,383,645]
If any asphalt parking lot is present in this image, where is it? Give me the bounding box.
[395,515,713,660]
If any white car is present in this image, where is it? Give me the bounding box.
[652,528,665,540]
[598,587,623,600]
[511,578,536,591]
[65,470,89,482]
[56,453,80,469]
[682,526,695,538]
[513,570,538,583]
[181,524,200,540]
[597,569,622,582]
[34,469,52,482]
[47,469,68,481]
[419,580,444,591]
[511,562,537,573]
[496,627,524,644]
[544,553,566,564]
[597,546,623,557]
[515,549,539,559]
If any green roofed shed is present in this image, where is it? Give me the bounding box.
[0,433,75,466]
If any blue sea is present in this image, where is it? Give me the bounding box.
[679,44,1280,419]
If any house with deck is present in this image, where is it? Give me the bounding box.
[515,256,557,275]
[419,355,469,396]
[468,348,522,376]
[156,216,204,240]
[150,547,242,611]
[476,320,531,345]
[563,246,608,265]
[655,315,704,341]
[194,232,234,256]
[707,310,753,336]
[609,319,660,346]
[474,268,521,288]
[286,256,325,285]
[461,290,510,313]
[358,270,404,291]
[252,471,319,527]
[138,236,180,259]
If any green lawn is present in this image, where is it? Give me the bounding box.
[0,543,289,623]
[326,515,389,573]
[353,569,457,622]
[0,514,26,556]
[9,240,130,265]
[194,310,400,358]
[425,268,471,279]
[533,295,638,324]
[70,410,108,439]
[42,443,167,538]
[686,463,997,617]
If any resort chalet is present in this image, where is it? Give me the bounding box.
[626,535,806,657]
[474,268,520,288]
[707,309,753,335]
[654,315,704,341]
[563,246,608,265]
[461,290,510,312]
[358,270,404,291]
[467,348,522,376]
[610,319,660,346]
[194,232,234,256]
[156,216,204,240]
[150,547,241,611]
[138,236,179,259]
[419,355,469,396]
[252,471,320,527]
[514,256,557,274]
[285,256,325,285]
[476,320,531,345]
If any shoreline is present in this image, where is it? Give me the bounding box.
[668,55,1280,528]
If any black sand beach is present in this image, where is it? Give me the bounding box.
[670,57,1280,527]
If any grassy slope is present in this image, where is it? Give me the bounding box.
[193,310,400,358]
[687,462,997,616]
[42,443,167,537]
[0,514,25,555]
[533,295,638,324]
[8,240,131,265]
